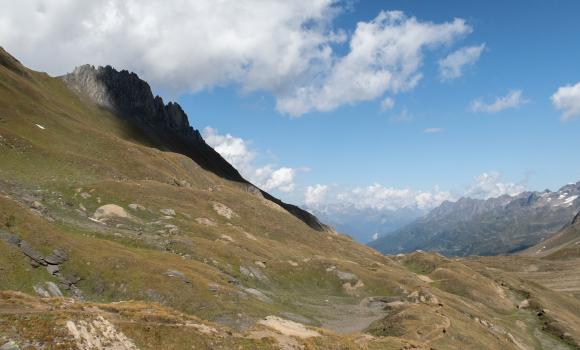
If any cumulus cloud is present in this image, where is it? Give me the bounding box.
[305,184,329,207]
[0,0,342,95]
[470,90,529,113]
[551,82,580,121]
[277,11,471,116]
[465,171,525,199]
[334,184,453,211]
[438,44,485,80]
[0,3,472,117]
[372,233,379,241]
[202,127,298,193]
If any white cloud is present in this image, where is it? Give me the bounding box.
[470,90,529,113]
[277,11,471,116]
[202,127,298,193]
[423,127,443,133]
[0,1,343,95]
[380,97,395,111]
[465,171,525,199]
[335,184,453,211]
[438,43,485,80]
[372,232,379,241]
[0,4,472,117]
[305,184,329,207]
[551,82,580,121]
[257,166,296,192]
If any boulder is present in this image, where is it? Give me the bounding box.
[19,241,46,266]
[160,208,176,216]
[33,284,51,298]
[44,249,68,265]
[128,203,146,211]
[46,264,59,275]
[45,281,63,297]
[212,202,237,219]
[93,204,129,220]
[30,200,44,210]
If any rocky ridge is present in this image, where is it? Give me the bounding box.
[370,181,580,256]
[62,64,329,232]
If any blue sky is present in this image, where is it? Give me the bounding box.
[176,1,580,205]
[2,0,580,211]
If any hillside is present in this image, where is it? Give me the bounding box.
[521,211,580,260]
[370,185,580,256]
[1,48,580,349]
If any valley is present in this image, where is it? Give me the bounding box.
[0,47,579,350]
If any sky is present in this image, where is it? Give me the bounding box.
[2,0,580,216]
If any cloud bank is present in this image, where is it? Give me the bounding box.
[465,171,525,199]
[0,1,473,117]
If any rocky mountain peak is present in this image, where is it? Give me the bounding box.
[61,63,329,233]
[62,65,199,140]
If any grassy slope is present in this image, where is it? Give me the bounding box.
[0,48,579,349]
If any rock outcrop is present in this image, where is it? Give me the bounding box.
[62,64,329,232]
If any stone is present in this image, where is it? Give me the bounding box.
[30,200,43,210]
[195,218,216,226]
[128,203,145,211]
[0,341,19,350]
[518,299,530,309]
[46,264,60,275]
[33,284,51,298]
[44,249,68,265]
[19,241,46,266]
[79,192,91,199]
[93,204,129,220]
[45,281,63,297]
[243,288,273,304]
[240,266,253,277]
[212,202,237,219]
[0,231,20,245]
[160,208,176,216]
[254,261,266,268]
[335,270,358,281]
[173,178,191,188]
[248,266,268,282]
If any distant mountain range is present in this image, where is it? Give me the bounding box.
[309,206,425,243]
[523,211,580,259]
[369,182,580,256]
